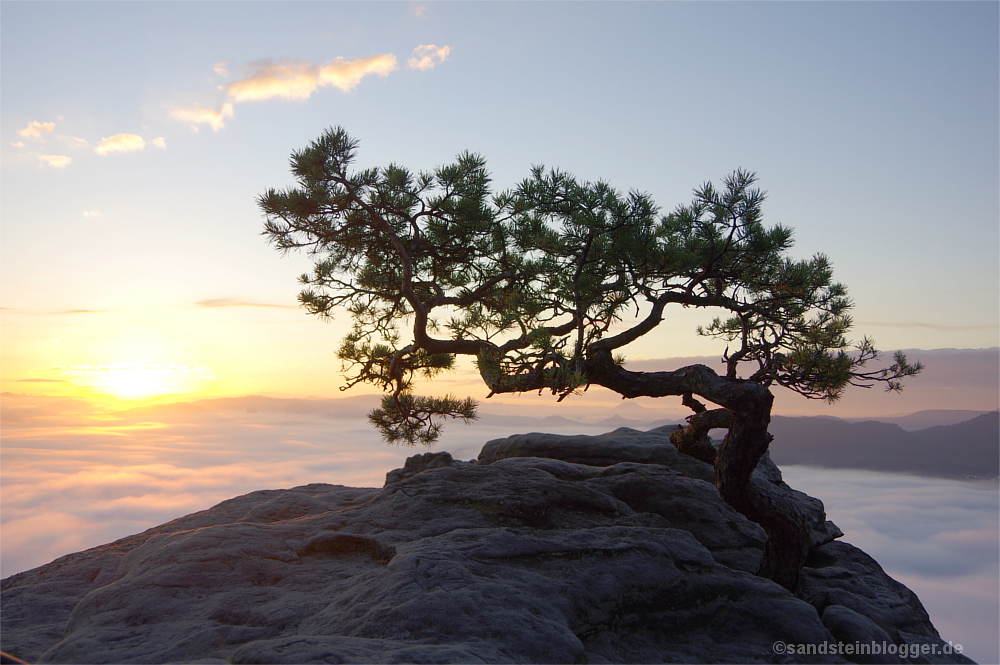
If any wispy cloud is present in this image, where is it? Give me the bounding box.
[224,54,397,102]
[859,321,999,331]
[18,121,55,138]
[94,134,145,156]
[81,210,102,218]
[21,129,90,154]
[56,363,212,377]
[196,298,298,309]
[16,378,69,383]
[21,127,88,167]
[152,137,166,149]
[2,308,107,316]
[225,60,321,102]
[171,102,234,132]
[61,135,89,149]
[411,3,429,19]
[408,44,450,71]
[38,154,72,168]
[319,54,397,92]
[171,52,402,133]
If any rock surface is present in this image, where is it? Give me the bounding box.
[1,427,974,664]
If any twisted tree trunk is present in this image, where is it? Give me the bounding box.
[711,389,811,591]
[584,354,811,591]
[669,395,727,464]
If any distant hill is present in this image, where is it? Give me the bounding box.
[475,413,577,428]
[847,409,992,431]
[102,393,998,479]
[767,411,999,479]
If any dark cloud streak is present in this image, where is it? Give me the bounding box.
[859,322,999,331]
[195,298,297,309]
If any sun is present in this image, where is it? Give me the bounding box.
[56,363,215,401]
[96,365,174,399]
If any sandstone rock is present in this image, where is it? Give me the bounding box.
[6,468,832,664]
[822,605,903,664]
[478,427,843,549]
[477,426,716,482]
[800,541,943,641]
[1,484,375,664]
[384,451,474,485]
[799,541,974,663]
[752,452,846,549]
[1,427,973,664]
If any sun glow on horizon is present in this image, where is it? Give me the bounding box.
[53,363,217,401]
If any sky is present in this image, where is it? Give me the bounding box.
[1,4,998,659]
[2,1,998,409]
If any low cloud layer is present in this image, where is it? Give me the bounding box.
[0,397,422,580]
[782,466,998,663]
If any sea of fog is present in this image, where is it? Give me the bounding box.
[779,466,998,664]
[1,398,996,663]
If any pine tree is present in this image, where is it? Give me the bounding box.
[260,127,921,590]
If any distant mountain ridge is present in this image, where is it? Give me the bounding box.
[766,411,999,480]
[847,409,995,431]
[106,395,998,480]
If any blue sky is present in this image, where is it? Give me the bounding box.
[2,1,997,402]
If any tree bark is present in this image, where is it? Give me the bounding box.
[584,352,810,591]
[669,397,728,464]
